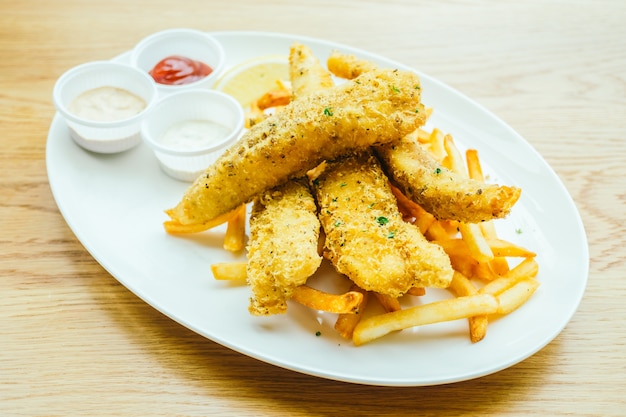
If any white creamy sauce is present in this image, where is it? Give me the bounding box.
[69,86,146,122]
[160,120,231,150]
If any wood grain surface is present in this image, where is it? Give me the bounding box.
[1,0,625,415]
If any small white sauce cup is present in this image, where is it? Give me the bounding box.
[141,89,245,182]
[130,28,225,96]
[52,61,158,153]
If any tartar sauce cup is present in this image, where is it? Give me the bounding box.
[141,89,245,182]
[130,28,225,96]
[52,61,158,153]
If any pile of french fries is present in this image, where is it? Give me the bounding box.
[177,54,539,347]
[349,126,538,344]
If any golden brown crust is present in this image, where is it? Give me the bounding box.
[166,68,427,225]
[376,135,521,222]
[312,152,453,297]
[246,179,322,316]
[245,42,331,316]
[289,42,334,100]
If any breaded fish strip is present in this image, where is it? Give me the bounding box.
[247,179,322,316]
[246,43,328,316]
[289,42,334,100]
[312,152,453,297]
[376,135,521,222]
[166,68,427,226]
[325,52,521,222]
[327,50,377,80]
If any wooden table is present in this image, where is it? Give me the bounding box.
[2,1,625,415]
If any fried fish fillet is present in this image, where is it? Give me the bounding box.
[246,179,322,316]
[325,51,522,222]
[246,43,329,316]
[166,68,427,226]
[312,152,453,297]
[289,42,334,100]
[376,135,521,222]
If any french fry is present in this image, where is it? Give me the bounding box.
[447,271,477,295]
[335,285,369,339]
[403,201,436,234]
[480,257,539,296]
[291,285,364,314]
[495,278,540,314]
[465,149,484,181]
[472,261,499,281]
[479,219,499,239]
[464,148,511,275]
[434,238,480,279]
[487,239,536,258]
[488,258,510,277]
[438,245,494,281]
[390,183,436,234]
[433,238,469,257]
[256,89,291,110]
[458,222,494,263]
[447,252,479,279]
[468,312,489,343]
[442,134,466,176]
[436,238,534,260]
[448,271,488,343]
[436,239,512,281]
[440,219,460,236]
[223,204,247,252]
[425,220,452,241]
[353,293,499,346]
[407,287,426,296]
[373,292,402,312]
[163,209,236,234]
[426,128,446,162]
[211,262,248,281]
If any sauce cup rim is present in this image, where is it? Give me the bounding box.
[141,89,245,157]
[52,61,158,128]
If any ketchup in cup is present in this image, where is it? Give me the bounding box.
[149,55,213,85]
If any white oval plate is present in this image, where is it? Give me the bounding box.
[46,31,588,386]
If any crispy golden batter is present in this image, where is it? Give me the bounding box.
[246,179,322,315]
[327,50,377,80]
[376,135,521,222]
[166,68,427,226]
[289,42,334,100]
[246,43,329,316]
[312,152,453,297]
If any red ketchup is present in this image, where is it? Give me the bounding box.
[149,55,213,85]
